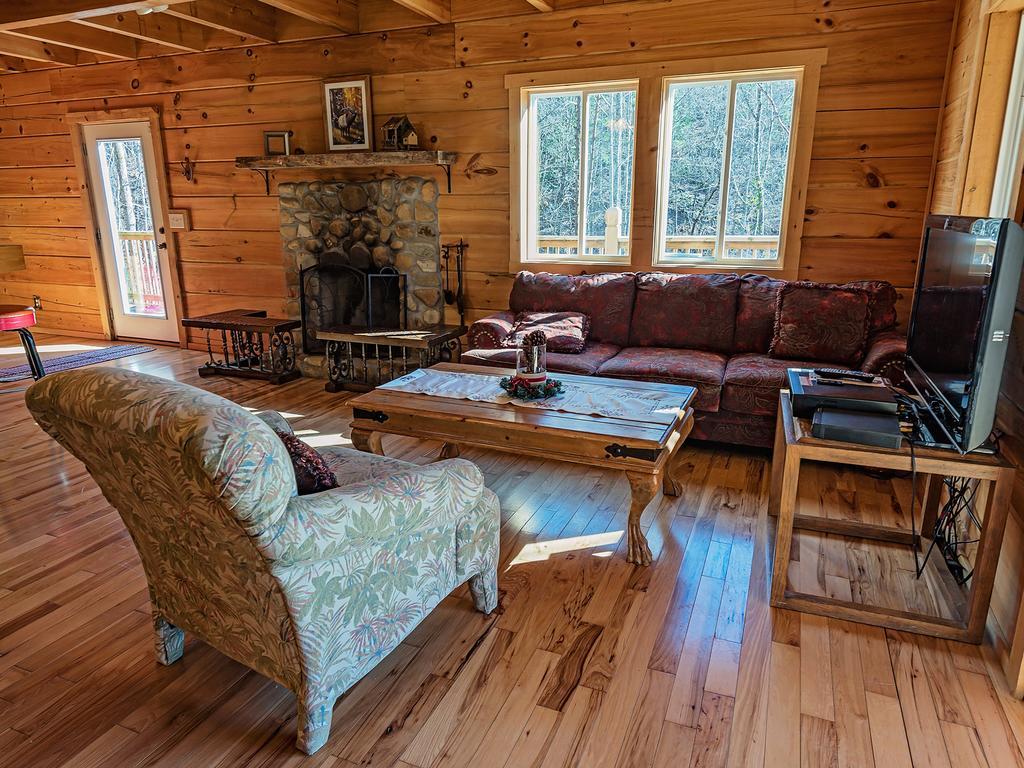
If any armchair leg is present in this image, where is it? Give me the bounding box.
[296,687,337,755]
[153,614,185,665]
[469,567,498,614]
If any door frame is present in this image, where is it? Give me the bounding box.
[68,107,186,347]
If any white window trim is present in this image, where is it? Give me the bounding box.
[506,50,826,278]
[654,67,804,270]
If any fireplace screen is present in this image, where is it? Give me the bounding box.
[300,251,407,354]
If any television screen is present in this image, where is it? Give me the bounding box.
[906,216,1023,452]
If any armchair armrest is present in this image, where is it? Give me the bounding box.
[860,329,906,385]
[255,410,294,435]
[467,311,516,350]
[256,458,486,566]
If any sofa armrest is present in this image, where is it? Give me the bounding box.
[256,458,486,566]
[467,311,516,350]
[860,330,907,385]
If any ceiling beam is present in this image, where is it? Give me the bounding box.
[524,0,554,10]
[0,31,100,64]
[257,0,358,33]
[163,1,277,42]
[75,12,207,51]
[7,21,137,58]
[0,1,192,30]
[390,0,449,23]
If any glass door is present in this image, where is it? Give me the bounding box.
[83,120,179,342]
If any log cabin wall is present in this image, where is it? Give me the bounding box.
[0,0,957,344]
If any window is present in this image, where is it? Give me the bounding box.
[524,81,638,263]
[508,53,821,272]
[656,73,798,266]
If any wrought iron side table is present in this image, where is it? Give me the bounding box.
[317,325,466,393]
[181,309,300,385]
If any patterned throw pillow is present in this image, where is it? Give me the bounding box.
[843,279,899,333]
[274,430,339,495]
[500,311,591,354]
[769,282,871,366]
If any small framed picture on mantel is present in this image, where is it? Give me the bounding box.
[323,76,373,152]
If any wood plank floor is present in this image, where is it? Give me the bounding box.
[2,336,1024,768]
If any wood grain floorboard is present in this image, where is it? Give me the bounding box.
[1,336,1024,767]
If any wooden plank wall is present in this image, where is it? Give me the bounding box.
[0,0,956,341]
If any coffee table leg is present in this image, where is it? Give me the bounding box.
[439,442,461,459]
[663,447,687,497]
[625,471,658,566]
[351,428,384,455]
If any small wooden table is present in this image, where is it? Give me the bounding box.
[770,391,1014,642]
[347,363,697,565]
[318,325,466,393]
[181,309,300,384]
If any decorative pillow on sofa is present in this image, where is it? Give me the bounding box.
[769,282,871,366]
[274,430,339,495]
[844,280,899,333]
[500,311,591,353]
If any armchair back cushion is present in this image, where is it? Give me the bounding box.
[509,271,636,346]
[629,272,741,352]
[25,366,303,689]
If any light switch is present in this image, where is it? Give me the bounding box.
[167,209,191,231]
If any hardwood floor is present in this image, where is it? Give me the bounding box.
[2,335,1024,767]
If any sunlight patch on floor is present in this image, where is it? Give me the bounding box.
[0,343,104,356]
[508,530,623,566]
[293,429,353,448]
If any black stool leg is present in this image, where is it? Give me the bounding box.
[16,328,45,380]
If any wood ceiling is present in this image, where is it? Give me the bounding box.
[0,0,557,72]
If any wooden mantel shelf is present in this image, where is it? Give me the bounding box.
[235,151,458,194]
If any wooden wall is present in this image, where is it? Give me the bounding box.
[0,0,956,343]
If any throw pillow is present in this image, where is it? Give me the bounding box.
[500,311,591,354]
[275,430,339,495]
[769,282,871,366]
[844,280,899,333]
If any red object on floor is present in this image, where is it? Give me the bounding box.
[0,304,45,379]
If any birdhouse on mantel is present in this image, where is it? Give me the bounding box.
[381,115,419,150]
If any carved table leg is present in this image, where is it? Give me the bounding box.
[351,428,384,455]
[663,447,687,497]
[625,471,659,566]
[439,442,461,459]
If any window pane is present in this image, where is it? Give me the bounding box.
[662,81,729,260]
[724,79,796,261]
[584,89,636,257]
[534,92,582,258]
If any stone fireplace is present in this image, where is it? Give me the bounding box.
[278,177,444,376]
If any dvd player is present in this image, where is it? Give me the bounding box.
[787,368,897,418]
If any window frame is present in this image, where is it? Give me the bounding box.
[506,50,826,279]
[524,80,639,266]
[654,67,804,270]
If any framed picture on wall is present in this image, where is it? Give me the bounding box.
[322,76,373,151]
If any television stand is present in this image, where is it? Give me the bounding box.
[769,391,1013,643]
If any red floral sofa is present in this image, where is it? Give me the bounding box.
[462,271,906,448]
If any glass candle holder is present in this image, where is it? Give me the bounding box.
[516,343,547,385]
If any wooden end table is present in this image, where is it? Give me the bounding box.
[769,391,1014,642]
[317,325,466,393]
[181,309,300,384]
[346,363,696,565]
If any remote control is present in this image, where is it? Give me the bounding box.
[813,368,876,383]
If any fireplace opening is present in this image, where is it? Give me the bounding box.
[299,248,407,354]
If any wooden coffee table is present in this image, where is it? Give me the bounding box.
[347,363,696,565]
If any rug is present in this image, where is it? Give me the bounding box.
[0,344,155,382]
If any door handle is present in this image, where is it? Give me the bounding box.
[157,242,167,250]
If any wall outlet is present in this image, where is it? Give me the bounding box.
[32,295,41,310]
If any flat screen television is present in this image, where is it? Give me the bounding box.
[905,215,1024,453]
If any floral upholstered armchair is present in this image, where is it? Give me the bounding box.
[25,367,500,755]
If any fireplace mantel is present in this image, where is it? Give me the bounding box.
[236,151,457,194]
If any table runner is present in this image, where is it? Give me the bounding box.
[379,368,685,423]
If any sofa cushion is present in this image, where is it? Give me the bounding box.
[629,272,741,352]
[722,353,843,416]
[770,282,870,366]
[500,311,590,353]
[845,280,899,333]
[510,271,636,347]
[461,341,621,376]
[597,347,727,411]
[734,273,786,353]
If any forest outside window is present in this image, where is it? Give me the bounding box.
[524,81,638,264]
[656,71,799,267]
